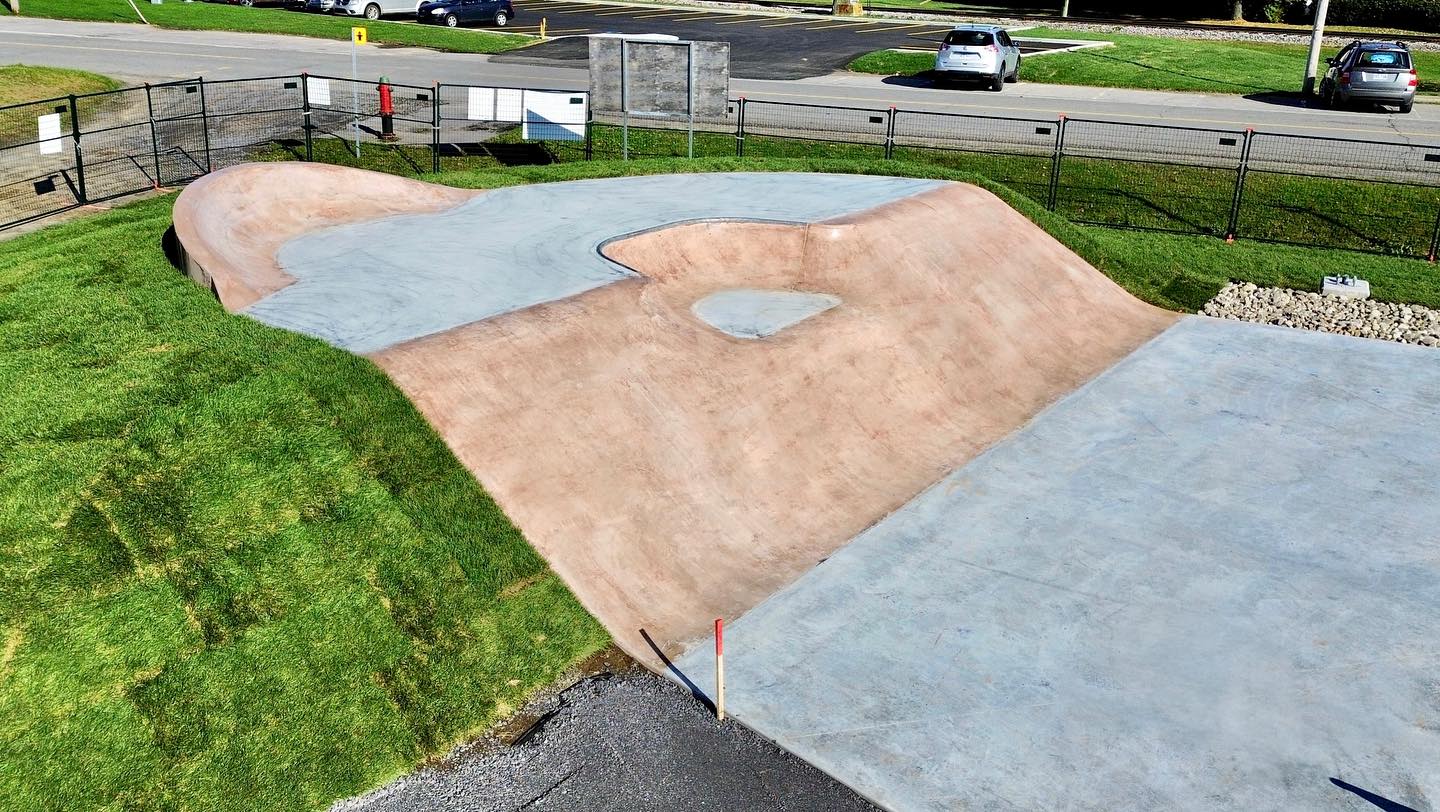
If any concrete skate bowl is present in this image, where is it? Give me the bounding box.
[171,164,1174,661]
[172,164,1440,811]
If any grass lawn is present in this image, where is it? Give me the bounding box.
[0,0,529,55]
[850,27,1440,95]
[0,192,608,811]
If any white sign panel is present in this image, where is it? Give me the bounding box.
[37,113,63,155]
[522,91,587,142]
[306,76,331,106]
[466,87,524,123]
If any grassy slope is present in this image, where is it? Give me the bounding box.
[0,64,118,106]
[0,195,607,811]
[850,27,1440,94]
[0,0,529,55]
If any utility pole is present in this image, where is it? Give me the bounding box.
[1303,0,1330,95]
[1060,0,1069,17]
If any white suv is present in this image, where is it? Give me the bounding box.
[333,0,420,18]
[934,25,1022,91]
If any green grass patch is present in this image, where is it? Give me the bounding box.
[0,0,529,55]
[850,28,1440,95]
[0,193,608,811]
[0,64,117,107]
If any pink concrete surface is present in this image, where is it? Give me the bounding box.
[367,183,1178,664]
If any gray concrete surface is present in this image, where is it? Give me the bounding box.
[676,316,1440,812]
[331,669,877,812]
[4,16,1440,142]
[691,288,841,339]
[249,173,941,352]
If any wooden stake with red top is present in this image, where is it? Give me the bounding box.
[715,618,725,721]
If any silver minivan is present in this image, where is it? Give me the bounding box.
[332,0,420,18]
[933,25,1022,91]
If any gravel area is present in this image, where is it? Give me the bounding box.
[331,657,877,812]
[1202,282,1440,346]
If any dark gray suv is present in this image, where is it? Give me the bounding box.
[1320,41,1418,113]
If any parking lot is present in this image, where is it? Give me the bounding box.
[286,0,1077,79]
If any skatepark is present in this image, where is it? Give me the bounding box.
[173,164,1440,811]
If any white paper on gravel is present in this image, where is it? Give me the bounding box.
[522,91,587,142]
[37,113,62,155]
[468,87,523,123]
[306,77,331,106]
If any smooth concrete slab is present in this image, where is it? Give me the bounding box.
[691,288,842,339]
[246,173,943,353]
[677,317,1440,812]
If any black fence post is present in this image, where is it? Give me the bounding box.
[584,100,594,161]
[196,77,213,173]
[300,72,314,162]
[144,83,162,188]
[431,82,441,174]
[884,106,896,161]
[1225,128,1254,243]
[67,94,87,205]
[1428,203,1440,262]
[1046,114,1067,211]
[735,97,746,158]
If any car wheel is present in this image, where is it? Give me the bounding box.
[1006,57,1021,83]
[445,12,458,26]
[989,73,1003,92]
[494,9,509,25]
[1400,99,1414,114]
[364,2,380,18]
[239,0,255,5]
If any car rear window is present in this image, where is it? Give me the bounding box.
[944,30,994,46]
[1357,50,1411,69]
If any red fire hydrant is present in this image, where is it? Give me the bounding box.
[377,76,397,142]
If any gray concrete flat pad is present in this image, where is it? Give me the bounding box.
[691,288,841,339]
[248,173,942,353]
[676,317,1440,812]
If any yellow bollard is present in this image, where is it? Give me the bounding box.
[540,17,547,39]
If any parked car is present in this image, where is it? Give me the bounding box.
[303,0,338,11]
[1320,40,1418,113]
[932,24,1021,91]
[206,0,290,6]
[332,0,420,19]
[417,0,514,27]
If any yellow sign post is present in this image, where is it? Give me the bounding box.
[348,28,368,157]
[539,17,547,39]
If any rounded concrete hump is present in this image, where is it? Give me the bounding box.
[171,163,479,311]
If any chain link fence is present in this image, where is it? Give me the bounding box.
[3,73,1440,259]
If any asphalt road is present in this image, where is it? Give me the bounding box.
[4,14,1440,144]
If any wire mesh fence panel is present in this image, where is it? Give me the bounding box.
[741,101,889,146]
[0,97,83,228]
[74,87,158,203]
[1061,119,1247,168]
[1238,171,1440,256]
[149,80,211,184]
[1054,156,1237,236]
[1248,132,1440,186]
[197,76,304,171]
[436,85,597,170]
[893,110,1057,157]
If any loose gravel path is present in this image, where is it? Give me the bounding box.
[1202,282,1440,346]
[331,661,876,812]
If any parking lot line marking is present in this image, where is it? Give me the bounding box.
[803,19,881,29]
[855,22,932,32]
[756,16,828,26]
[712,15,784,23]
[631,9,701,16]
